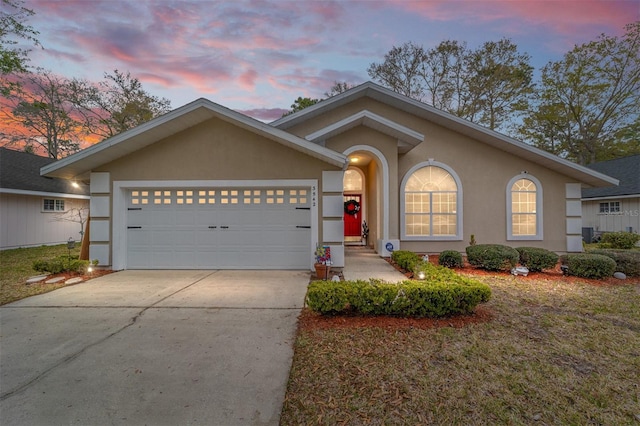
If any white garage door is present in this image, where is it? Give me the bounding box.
[126,187,311,269]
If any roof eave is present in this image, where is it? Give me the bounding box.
[42,98,347,179]
[274,82,619,188]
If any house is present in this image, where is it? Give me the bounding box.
[582,154,640,241]
[0,148,90,250]
[40,82,618,270]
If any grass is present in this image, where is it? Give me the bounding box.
[0,244,81,305]
[281,274,640,425]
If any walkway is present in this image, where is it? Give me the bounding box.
[342,246,407,282]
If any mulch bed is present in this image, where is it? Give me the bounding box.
[301,253,637,331]
[299,305,494,331]
[389,254,634,286]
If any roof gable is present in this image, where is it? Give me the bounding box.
[304,110,423,154]
[0,148,89,196]
[272,82,619,188]
[42,98,348,180]
[582,155,640,199]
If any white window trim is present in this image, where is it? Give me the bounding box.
[400,160,463,241]
[42,197,66,212]
[506,173,543,240]
[598,200,622,215]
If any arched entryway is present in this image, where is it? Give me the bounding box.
[343,145,389,250]
[343,167,365,245]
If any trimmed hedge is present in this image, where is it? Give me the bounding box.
[33,255,90,274]
[599,231,640,250]
[466,244,519,271]
[438,250,464,268]
[391,250,422,272]
[588,249,640,277]
[515,247,559,272]
[561,253,616,279]
[306,262,491,317]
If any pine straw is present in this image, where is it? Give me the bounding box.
[281,275,640,425]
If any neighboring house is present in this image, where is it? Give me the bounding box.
[0,148,90,250]
[582,154,640,240]
[41,82,617,270]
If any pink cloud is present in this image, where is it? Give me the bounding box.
[391,0,636,37]
[238,69,259,91]
[236,108,287,122]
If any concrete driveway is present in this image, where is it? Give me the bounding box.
[0,270,310,425]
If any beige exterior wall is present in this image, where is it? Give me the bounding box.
[366,160,380,250]
[582,197,640,234]
[0,193,88,249]
[287,97,580,253]
[324,125,399,239]
[100,118,340,182]
[92,117,341,265]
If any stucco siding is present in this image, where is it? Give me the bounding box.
[0,193,88,249]
[99,118,340,182]
[325,125,399,239]
[290,96,575,252]
[92,117,341,263]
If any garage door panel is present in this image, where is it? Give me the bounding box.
[126,186,312,269]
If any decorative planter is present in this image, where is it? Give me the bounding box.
[314,263,331,280]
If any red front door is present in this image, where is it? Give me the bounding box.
[344,194,362,237]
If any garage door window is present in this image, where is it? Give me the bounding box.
[126,186,312,269]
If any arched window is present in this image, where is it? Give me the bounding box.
[507,174,543,240]
[343,168,363,192]
[401,163,462,240]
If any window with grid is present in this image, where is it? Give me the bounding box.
[510,178,537,236]
[599,201,621,213]
[43,198,65,212]
[404,166,457,237]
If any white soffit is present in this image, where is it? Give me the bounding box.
[41,98,347,180]
[305,110,423,154]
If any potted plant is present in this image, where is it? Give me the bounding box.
[314,244,332,279]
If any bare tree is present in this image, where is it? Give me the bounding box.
[369,39,534,132]
[68,70,171,140]
[54,205,89,242]
[1,69,82,158]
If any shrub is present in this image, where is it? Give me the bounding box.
[515,247,559,272]
[438,250,464,268]
[391,250,422,272]
[33,255,90,274]
[588,249,640,277]
[562,253,616,279]
[465,244,519,271]
[306,263,491,317]
[599,231,640,250]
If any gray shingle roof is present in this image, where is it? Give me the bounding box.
[582,154,640,199]
[0,148,89,196]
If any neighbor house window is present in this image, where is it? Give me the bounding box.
[507,175,542,240]
[43,198,65,212]
[401,162,462,240]
[599,201,620,214]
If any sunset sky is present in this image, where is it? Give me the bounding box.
[22,0,640,121]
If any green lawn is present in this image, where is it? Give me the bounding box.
[282,274,640,425]
[0,244,81,305]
